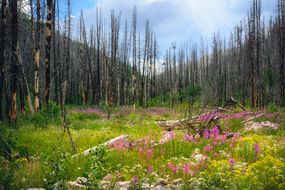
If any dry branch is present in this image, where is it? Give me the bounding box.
[241,113,264,124]
[72,135,128,158]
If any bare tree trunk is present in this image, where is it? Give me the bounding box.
[132,6,137,110]
[0,0,8,120]
[10,0,18,122]
[45,0,52,105]
[53,0,59,104]
[34,0,41,112]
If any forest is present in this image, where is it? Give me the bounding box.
[0,0,285,189]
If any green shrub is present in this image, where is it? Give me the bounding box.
[30,101,61,128]
[88,145,110,188]
[268,103,278,113]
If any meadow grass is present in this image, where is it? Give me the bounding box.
[1,106,284,189]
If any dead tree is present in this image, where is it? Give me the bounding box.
[95,7,102,105]
[10,0,19,122]
[45,0,52,105]
[33,0,41,112]
[132,6,137,110]
[0,0,8,119]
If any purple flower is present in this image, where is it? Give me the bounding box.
[254,143,260,154]
[203,129,210,139]
[147,165,153,174]
[182,163,191,175]
[229,158,234,165]
[132,176,139,185]
[169,129,175,139]
[210,125,220,139]
[204,145,211,152]
[183,133,196,143]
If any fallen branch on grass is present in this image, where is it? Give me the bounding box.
[241,113,264,124]
[72,135,128,158]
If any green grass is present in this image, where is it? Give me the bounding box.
[1,106,285,189]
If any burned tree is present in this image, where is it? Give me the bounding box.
[0,0,8,119]
[45,0,52,105]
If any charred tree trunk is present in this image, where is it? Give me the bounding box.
[10,0,18,122]
[0,0,8,120]
[45,0,52,105]
[34,0,41,112]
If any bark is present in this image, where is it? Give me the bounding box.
[0,0,8,120]
[45,0,52,105]
[10,0,18,122]
[34,0,41,112]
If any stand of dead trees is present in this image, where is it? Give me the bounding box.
[0,0,284,122]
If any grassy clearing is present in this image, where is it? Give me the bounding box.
[0,105,285,189]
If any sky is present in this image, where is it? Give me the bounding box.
[71,0,277,53]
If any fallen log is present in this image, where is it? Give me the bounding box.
[223,97,247,111]
[72,135,128,158]
[241,113,264,124]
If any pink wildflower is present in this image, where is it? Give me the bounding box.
[169,129,175,139]
[171,165,178,174]
[210,125,220,139]
[132,176,139,185]
[183,133,196,143]
[203,129,210,139]
[147,165,153,174]
[254,143,260,154]
[204,145,211,152]
[229,158,234,166]
[183,163,191,175]
[146,148,154,160]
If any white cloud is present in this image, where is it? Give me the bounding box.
[76,0,276,53]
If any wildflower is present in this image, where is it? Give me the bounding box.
[183,163,191,175]
[203,129,210,139]
[229,158,234,166]
[169,129,175,139]
[167,162,173,168]
[254,143,260,155]
[147,165,153,174]
[204,145,211,152]
[210,125,220,138]
[183,133,196,143]
[171,165,178,174]
[146,148,154,160]
[132,176,139,185]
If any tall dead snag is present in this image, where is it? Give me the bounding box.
[109,10,120,106]
[65,0,71,104]
[79,11,87,105]
[95,7,102,105]
[53,0,58,104]
[132,6,137,110]
[0,0,8,120]
[10,0,18,122]
[34,0,41,112]
[18,44,34,114]
[140,20,150,107]
[62,0,76,154]
[248,0,261,108]
[278,0,285,105]
[45,0,52,105]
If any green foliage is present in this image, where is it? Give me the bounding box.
[87,145,110,188]
[234,141,257,163]
[70,112,101,122]
[42,149,70,188]
[0,156,14,189]
[268,103,278,113]
[225,118,244,132]
[27,101,61,128]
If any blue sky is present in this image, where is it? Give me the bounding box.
[70,0,277,53]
